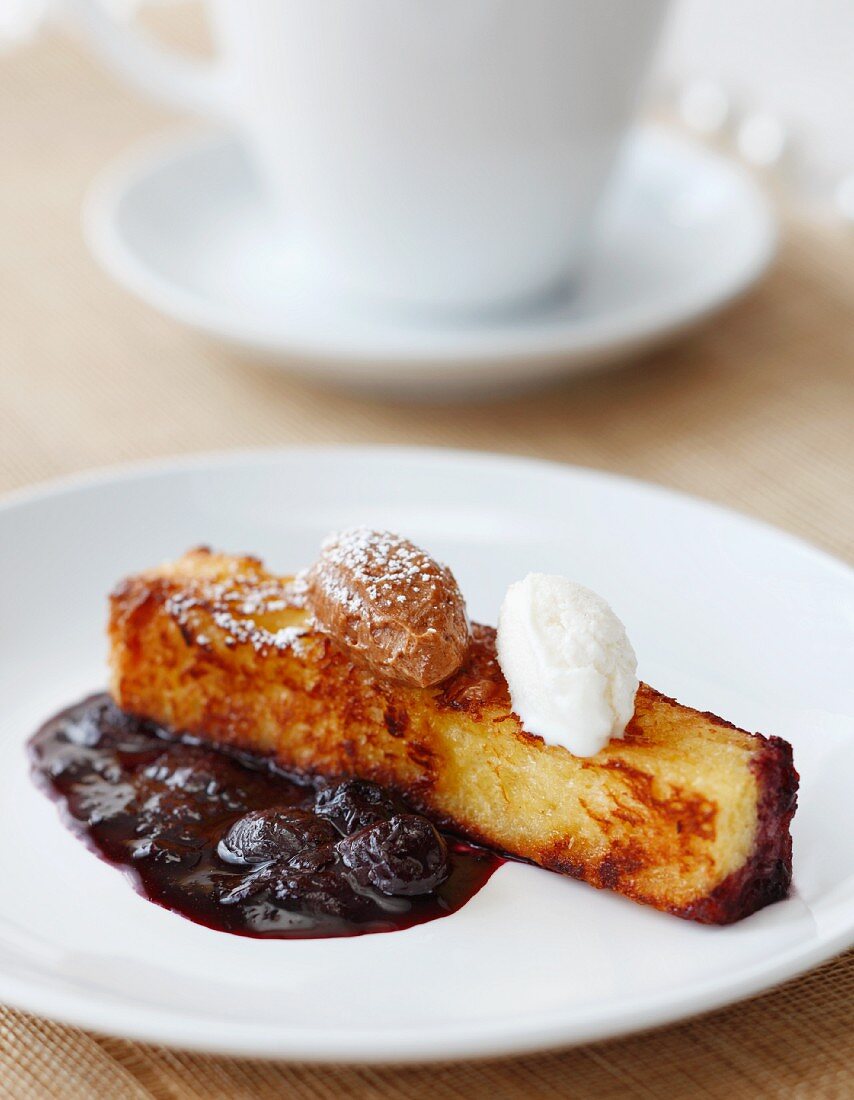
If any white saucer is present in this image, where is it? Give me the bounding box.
[85,127,775,394]
[0,448,852,1061]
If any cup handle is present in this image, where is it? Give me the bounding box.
[63,0,229,118]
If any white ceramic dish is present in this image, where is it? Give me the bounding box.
[1,447,851,1062]
[84,128,776,396]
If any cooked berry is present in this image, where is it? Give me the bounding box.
[337,814,448,896]
[314,778,399,834]
[66,774,136,826]
[218,807,336,866]
[141,745,248,803]
[270,867,374,919]
[132,834,203,868]
[29,694,501,939]
[287,842,337,873]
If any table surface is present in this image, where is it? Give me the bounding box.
[1,13,852,1100]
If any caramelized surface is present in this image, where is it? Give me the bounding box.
[109,549,798,923]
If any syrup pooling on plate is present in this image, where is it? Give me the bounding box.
[29,694,503,938]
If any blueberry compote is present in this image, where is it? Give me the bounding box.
[28,694,503,938]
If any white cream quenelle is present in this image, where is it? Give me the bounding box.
[496,574,638,758]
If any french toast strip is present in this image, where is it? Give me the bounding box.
[108,549,798,924]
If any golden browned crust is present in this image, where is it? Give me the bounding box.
[108,549,798,924]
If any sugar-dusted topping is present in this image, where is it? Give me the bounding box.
[287,570,309,608]
[165,573,308,656]
[314,527,455,624]
[303,528,470,688]
[211,610,308,655]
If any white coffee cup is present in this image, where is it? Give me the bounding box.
[68,0,669,316]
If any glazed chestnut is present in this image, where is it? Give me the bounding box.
[337,814,448,896]
[218,807,336,866]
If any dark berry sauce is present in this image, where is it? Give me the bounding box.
[29,694,503,938]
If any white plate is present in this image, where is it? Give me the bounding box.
[1,448,851,1062]
[84,128,775,396]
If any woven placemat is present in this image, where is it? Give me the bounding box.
[1,13,852,1099]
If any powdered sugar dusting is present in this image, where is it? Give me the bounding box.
[165,575,309,656]
[314,527,451,621]
[303,528,470,688]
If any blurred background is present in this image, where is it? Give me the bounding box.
[1,0,852,560]
[6,0,853,210]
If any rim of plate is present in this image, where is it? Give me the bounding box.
[82,127,777,374]
[0,446,851,1062]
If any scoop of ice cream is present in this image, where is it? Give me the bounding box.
[496,574,638,757]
